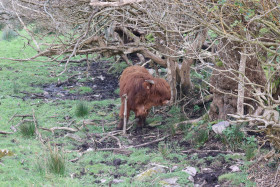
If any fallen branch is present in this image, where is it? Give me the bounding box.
[173,116,204,129]
[40,126,79,133]
[128,135,169,148]
[181,149,240,155]
[0,131,14,135]
[90,0,145,7]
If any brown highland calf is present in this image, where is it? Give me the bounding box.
[117,65,171,130]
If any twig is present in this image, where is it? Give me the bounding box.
[32,109,44,144]
[274,164,280,184]
[99,134,122,148]
[40,126,79,133]
[173,116,204,129]
[128,135,169,148]
[181,149,239,154]
[8,112,18,123]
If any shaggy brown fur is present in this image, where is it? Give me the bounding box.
[117,66,171,130]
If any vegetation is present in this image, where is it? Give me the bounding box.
[19,122,35,138]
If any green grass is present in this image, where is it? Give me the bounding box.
[218,172,255,186]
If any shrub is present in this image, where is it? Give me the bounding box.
[2,27,17,41]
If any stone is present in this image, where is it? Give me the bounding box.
[159,177,179,186]
[182,166,197,176]
[112,179,124,184]
[229,165,240,172]
[188,175,194,183]
[135,166,166,181]
[212,121,230,134]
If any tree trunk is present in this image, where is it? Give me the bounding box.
[167,57,177,103]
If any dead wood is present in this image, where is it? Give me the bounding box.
[181,149,241,155]
[0,131,14,134]
[32,109,45,144]
[40,126,81,133]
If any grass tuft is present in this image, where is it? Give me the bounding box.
[13,82,20,94]
[19,122,35,138]
[47,146,66,176]
[75,102,89,117]
[2,27,18,41]
[194,129,209,147]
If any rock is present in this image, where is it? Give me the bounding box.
[43,91,50,97]
[188,175,194,183]
[201,168,213,173]
[171,165,178,172]
[57,92,65,97]
[212,121,230,134]
[112,179,124,184]
[159,177,179,186]
[97,75,105,80]
[229,165,240,172]
[135,166,166,181]
[182,166,197,176]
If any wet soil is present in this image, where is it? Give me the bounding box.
[32,61,119,101]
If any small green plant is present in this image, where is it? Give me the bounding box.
[244,136,257,161]
[158,143,170,158]
[19,122,35,138]
[75,102,89,117]
[221,125,245,151]
[145,33,155,42]
[13,82,20,94]
[35,159,45,176]
[47,146,65,176]
[193,105,200,112]
[114,88,120,95]
[194,129,209,147]
[2,27,18,41]
[109,61,129,75]
[216,60,224,67]
[0,23,4,30]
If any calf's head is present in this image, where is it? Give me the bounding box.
[143,78,171,107]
